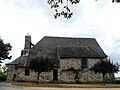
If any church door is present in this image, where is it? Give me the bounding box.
[53,69,58,80]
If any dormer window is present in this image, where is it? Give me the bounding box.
[21,49,29,56]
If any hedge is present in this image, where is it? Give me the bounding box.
[0,73,6,81]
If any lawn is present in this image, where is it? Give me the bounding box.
[13,82,120,88]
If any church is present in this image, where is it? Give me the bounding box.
[6,34,114,83]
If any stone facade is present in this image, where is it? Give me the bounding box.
[7,57,113,83]
[59,58,81,83]
[7,66,53,82]
[6,35,113,83]
[6,65,17,82]
[59,58,110,83]
[16,69,53,82]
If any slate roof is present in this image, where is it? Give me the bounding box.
[58,46,105,58]
[6,56,28,66]
[31,36,107,58]
[6,57,21,65]
[7,36,107,66]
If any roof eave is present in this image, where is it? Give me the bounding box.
[60,56,107,59]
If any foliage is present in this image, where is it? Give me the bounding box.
[112,0,120,3]
[47,0,120,19]
[0,65,8,81]
[2,65,8,75]
[116,80,120,84]
[0,38,12,65]
[0,73,6,81]
[90,59,119,85]
[47,0,80,19]
[29,56,54,84]
[0,66,2,73]
[62,67,82,83]
[0,65,8,75]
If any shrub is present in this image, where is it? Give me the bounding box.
[116,80,120,84]
[0,73,6,81]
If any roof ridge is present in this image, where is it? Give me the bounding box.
[43,36,95,39]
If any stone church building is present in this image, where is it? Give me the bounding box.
[6,35,114,83]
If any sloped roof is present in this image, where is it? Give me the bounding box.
[31,36,107,58]
[6,57,21,65]
[58,46,105,58]
[8,36,107,66]
[7,56,28,66]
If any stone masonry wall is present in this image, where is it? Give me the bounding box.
[59,58,107,83]
[16,68,53,82]
[7,58,111,83]
[6,65,18,82]
[59,58,80,83]
[7,65,53,82]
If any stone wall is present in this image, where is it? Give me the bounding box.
[60,58,81,70]
[59,58,107,83]
[6,65,18,82]
[7,58,113,83]
[7,65,53,82]
[59,58,80,83]
[15,68,53,82]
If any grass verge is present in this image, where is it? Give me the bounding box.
[12,82,120,88]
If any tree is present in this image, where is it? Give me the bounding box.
[62,67,89,83]
[2,65,7,75]
[90,59,119,85]
[0,66,2,73]
[62,67,82,83]
[0,38,12,65]
[29,56,54,84]
[0,65,7,81]
[112,0,120,3]
[47,0,120,19]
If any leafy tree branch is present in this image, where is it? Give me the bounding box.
[29,56,54,84]
[90,59,119,85]
[62,67,89,83]
[47,0,120,19]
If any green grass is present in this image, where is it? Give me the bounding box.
[13,82,120,88]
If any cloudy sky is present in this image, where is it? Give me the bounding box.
[0,0,120,76]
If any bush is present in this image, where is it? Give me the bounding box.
[116,80,120,84]
[0,73,6,81]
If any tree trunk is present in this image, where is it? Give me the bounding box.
[37,72,40,85]
[103,74,106,85]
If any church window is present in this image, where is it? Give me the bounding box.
[81,58,88,69]
[14,65,18,70]
[25,68,30,76]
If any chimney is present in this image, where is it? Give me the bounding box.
[24,33,31,49]
[21,33,31,56]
